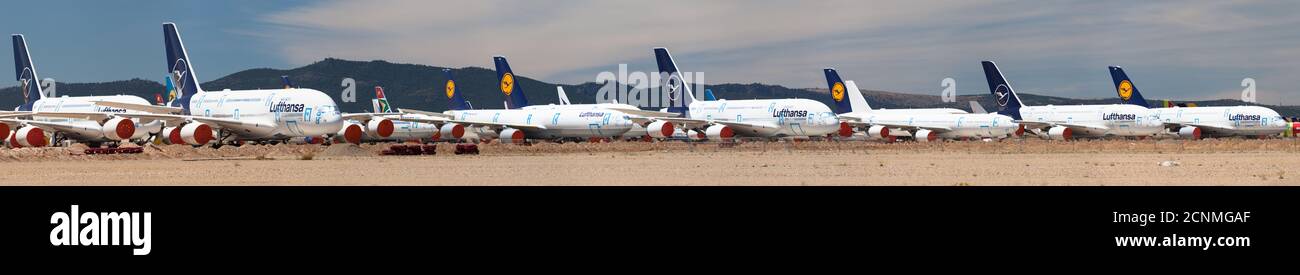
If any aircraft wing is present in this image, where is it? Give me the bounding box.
[710,120,781,134]
[654,117,713,129]
[388,115,451,125]
[31,111,120,121]
[341,112,403,121]
[90,101,184,114]
[397,108,453,118]
[869,122,954,133]
[1015,120,1108,132]
[600,106,680,118]
[447,120,547,130]
[1167,122,1236,132]
[115,113,276,132]
[0,112,32,119]
[1,119,99,135]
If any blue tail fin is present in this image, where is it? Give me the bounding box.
[981,61,1024,120]
[163,22,202,114]
[12,34,44,111]
[1108,66,1149,108]
[443,69,471,110]
[653,47,694,115]
[281,75,297,89]
[823,68,853,114]
[164,76,177,105]
[493,56,529,109]
[703,89,717,101]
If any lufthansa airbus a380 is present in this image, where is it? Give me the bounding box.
[825,68,1021,142]
[88,23,347,147]
[1108,66,1289,139]
[389,62,648,143]
[1,34,161,148]
[982,61,1163,140]
[633,47,840,141]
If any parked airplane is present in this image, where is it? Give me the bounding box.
[633,47,840,141]
[390,63,644,143]
[982,61,1162,140]
[364,86,441,142]
[825,68,1020,142]
[90,23,352,147]
[2,34,161,148]
[1109,66,1289,139]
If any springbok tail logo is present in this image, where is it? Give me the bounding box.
[500,73,515,96]
[994,84,1011,107]
[831,82,846,102]
[375,86,392,113]
[445,79,456,99]
[1117,80,1134,101]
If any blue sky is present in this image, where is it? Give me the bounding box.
[4,0,1298,104]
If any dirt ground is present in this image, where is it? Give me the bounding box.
[2,138,1298,185]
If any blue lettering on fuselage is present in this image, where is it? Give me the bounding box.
[97,106,127,113]
[269,100,306,113]
[1102,113,1136,121]
[1228,114,1261,121]
[772,108,809,118]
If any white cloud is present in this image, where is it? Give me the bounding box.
[256,0,1300,105]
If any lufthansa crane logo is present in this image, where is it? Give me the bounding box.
[1117,80,1134,101]
[994,84,1011,107]
[831,82,846,102]
[500,73,515,96]
[445,79,456,99]
[19,69,33,102]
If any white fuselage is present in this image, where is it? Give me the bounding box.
[27,95,163,141]
[1151,106,1289,136]
[1017,104,1163,137]
[868,108,968,115]
[449,109,636,139]
[844,112,1020,139]
[186,88,343,139]
[687,98,839,137]
[522,103,649,138]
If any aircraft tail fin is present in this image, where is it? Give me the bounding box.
[12,34,44,110]
[653,47,695,115]
[981,61,1024,120]
[1108,66,1150,108]
[281,75,297,89]
[970,101,988,114]
[493,56,529,109]
[163,22,203,114]
[443,69,471,111]
[374,86,392,113]
[557,86,571,105]
[823,68,856,114]
[704,88,717,101]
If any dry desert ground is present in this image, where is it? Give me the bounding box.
[2,138,1298,185]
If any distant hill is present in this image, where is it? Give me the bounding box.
[3,58,1297,118]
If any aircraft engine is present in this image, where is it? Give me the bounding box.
[179,122,214,146]
[1177,126,1201,140]
[336,122,363,144]
[705,125,734,141]
[15,126,47,147]
[366,117,394,138]
[499,128,525,144]
[838,122,854,138]
[440,123,465,140]
[913,129,937,142]
[646,121,674,139]
[100,117,136,141]
[1047,126,1072,141]
[866,125,890,139]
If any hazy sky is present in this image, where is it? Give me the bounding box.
[3,0,1298,104]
